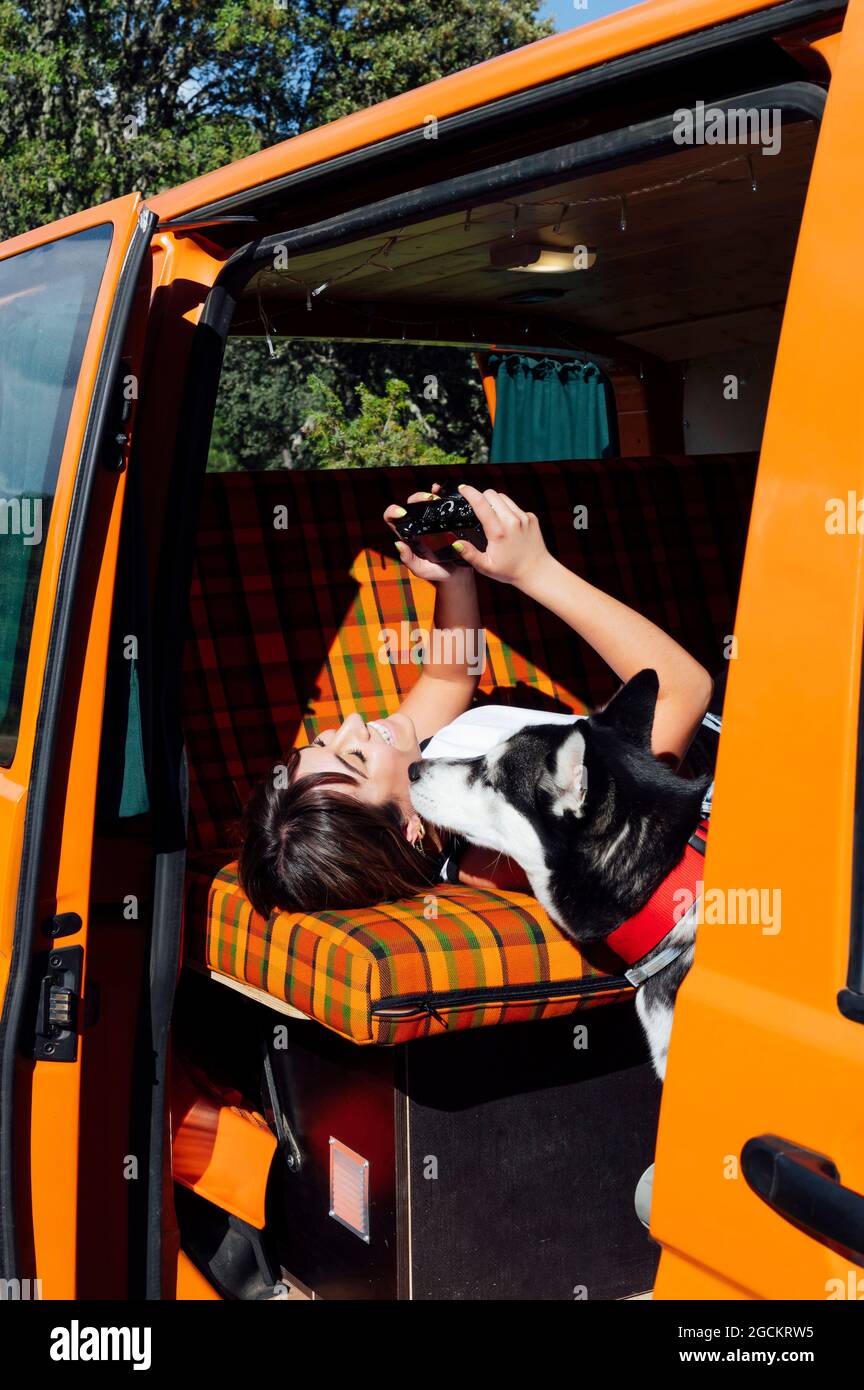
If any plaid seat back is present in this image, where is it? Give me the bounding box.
[183,456,757,851]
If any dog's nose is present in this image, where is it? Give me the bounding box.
[408,760,423,783]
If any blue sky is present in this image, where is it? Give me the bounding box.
[543,0,644,30]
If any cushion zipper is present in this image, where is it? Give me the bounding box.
[371,973,631,1020]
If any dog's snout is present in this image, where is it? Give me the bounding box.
[408,760,424,783]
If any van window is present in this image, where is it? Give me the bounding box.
[0,224,112,764]
[208,341,490,472]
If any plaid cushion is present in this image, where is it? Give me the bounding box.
[182,456,757,1042]
[185,856,633,1045]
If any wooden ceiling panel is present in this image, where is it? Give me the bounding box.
[239,120,817,364]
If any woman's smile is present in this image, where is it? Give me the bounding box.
[366,714,416,753]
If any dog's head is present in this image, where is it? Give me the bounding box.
[409,670,707,935]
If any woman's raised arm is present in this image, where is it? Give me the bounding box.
[383,489,482,743]
[453,484,712,764]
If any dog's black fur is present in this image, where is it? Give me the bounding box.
[408,670,709,1076]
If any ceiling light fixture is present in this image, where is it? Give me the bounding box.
[490,243,597,273]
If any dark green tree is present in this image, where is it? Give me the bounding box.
[209,339,491,471]
[0,0,551,465]
[298,373,465,471]
[0,0,551,235]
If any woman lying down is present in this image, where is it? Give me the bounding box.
[239,483,719,916]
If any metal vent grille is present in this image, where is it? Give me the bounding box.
[329,1137,370,1242]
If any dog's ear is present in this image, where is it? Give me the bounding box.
[544,728,588,817]
[594,669,659,748]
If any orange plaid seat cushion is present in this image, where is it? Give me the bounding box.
[185,856,632,1045]
[182,456,756,1043]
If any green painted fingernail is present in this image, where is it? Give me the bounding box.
[392,506,407,516]
[452,541,465,553]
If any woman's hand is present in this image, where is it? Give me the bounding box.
[452,484,551,587]
[384,482,467,584]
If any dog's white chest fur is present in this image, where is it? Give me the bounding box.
[632,920,696,1078]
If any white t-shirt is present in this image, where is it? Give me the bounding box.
[421,703,583,761]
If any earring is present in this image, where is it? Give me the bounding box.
[413,820,426,848]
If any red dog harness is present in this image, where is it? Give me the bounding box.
[605,819,709,985]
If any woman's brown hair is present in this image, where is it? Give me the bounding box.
[238,748,441,916]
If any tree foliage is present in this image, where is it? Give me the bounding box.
[0,0,551,236]
[0,0,552,466]
[208,338,491,471]
[301,374,465,470]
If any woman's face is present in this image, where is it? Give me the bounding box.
[294,712,422,815]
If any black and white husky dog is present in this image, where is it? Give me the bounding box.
[408,670,709,1079]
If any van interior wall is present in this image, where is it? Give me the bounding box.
[682,346,778,453]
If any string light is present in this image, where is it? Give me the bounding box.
[254,232,408,321]
[256,280,282,357]
[521,153,749,221]
[369,235,398,270]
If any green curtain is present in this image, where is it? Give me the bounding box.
[489,354,617,463]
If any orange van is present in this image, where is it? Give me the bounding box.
[0,0,861,1303]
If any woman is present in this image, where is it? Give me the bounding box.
[239,483,715,916]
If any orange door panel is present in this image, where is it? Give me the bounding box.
[0,195,156,1296]
[652,1,864,1299]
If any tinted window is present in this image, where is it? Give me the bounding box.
[0,224,112,764]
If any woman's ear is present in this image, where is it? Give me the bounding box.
[403,812,426,846]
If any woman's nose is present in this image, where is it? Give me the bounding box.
[337,713,368,743]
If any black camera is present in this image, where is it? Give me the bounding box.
[393,490,486,565]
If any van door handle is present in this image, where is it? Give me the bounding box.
[741,1135,864,1266]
